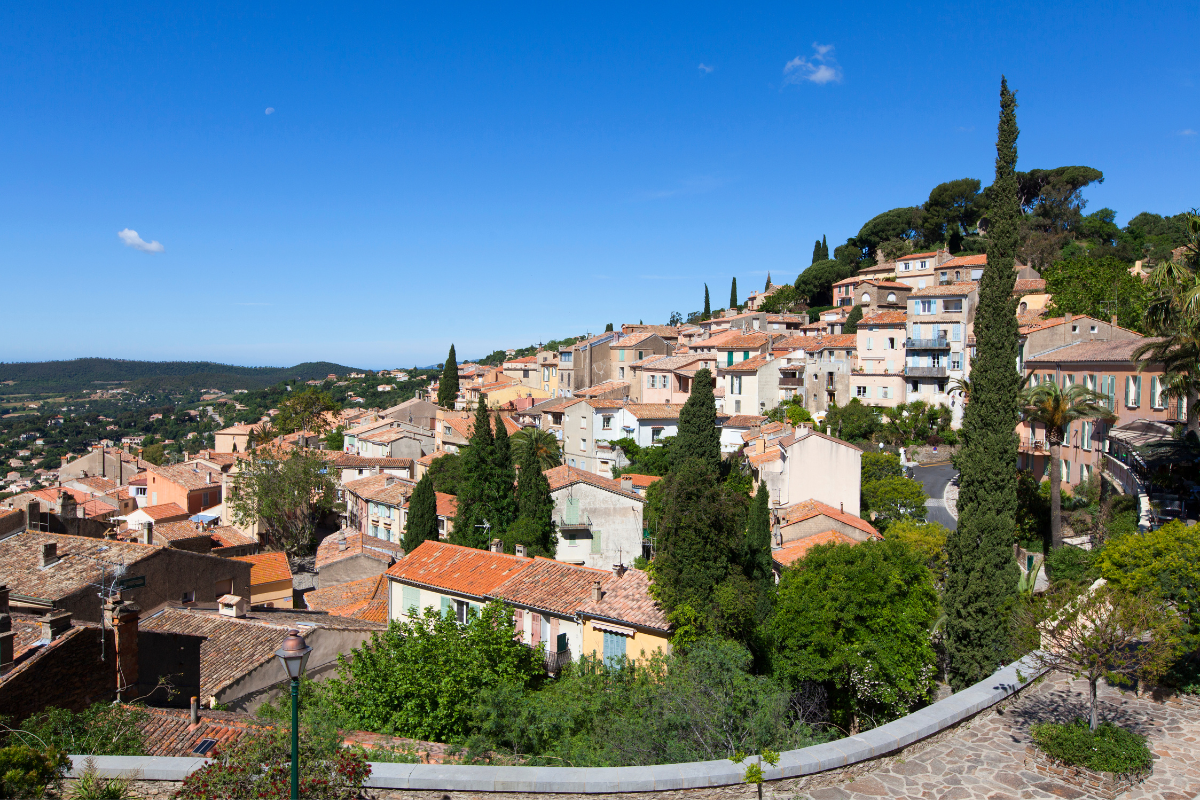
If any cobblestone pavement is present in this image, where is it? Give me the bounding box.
[791,673,1200,800]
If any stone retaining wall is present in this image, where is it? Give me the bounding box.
[1022,745,1147,799]
[68,656,1042,795]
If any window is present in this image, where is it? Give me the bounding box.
[732,376,742,395]
[910,380,920,392]
[402,585,420,615]
[919,299,936,314]
[937,381,946,393]
[887,292,897,302]
[637,350,645,360]
[856,385,867,397]
[181,591,195,603]
[619,349,625,361]
[580,415,587,429]
[602,415,612,430]
[602,630,627,666]
[951,354,962,370]
[951,323,962,342]
[651,427,663,442]
[903,262,911,271]
[580,438,586,452]
[455,599,469,624]
[920,260,927,269]
[569,458,576,467]
[743,351,750,361]
[944,299,963,312]
[734,399,741,412]
[971,268,983,279]
[1071,325,1079,333]
[1082,421,1093,451]
[955,271,961,281]
[867,337,873,350]
[1061,459,1071,483]
[880,386,891,399]
[647,375,655,389]
[917,279,927,289]
[861,292,871,303]
[1151,376,1165,409]
[1090,325,1098,333]
[561,352,572,363]
[1125,375,1142,408]
[523,369,529,378]
[727,351,734,366]
[887,337,896,349]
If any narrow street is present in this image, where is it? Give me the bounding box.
[913,462,958,531]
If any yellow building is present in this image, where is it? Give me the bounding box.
[483,380,551,409]
[232,552,294,608]
[577,567,671,665]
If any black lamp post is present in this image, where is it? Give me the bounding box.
[275,629,312,800]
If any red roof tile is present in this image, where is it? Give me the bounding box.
[490,557,611,617]
[773,530,859,566]
[305,574,389,623]
[778,499,879,538]
[232,552,293,585]
[577,568,668,631]
[315,532,405,570]
[543,465,645,503]
[386,540,531,599]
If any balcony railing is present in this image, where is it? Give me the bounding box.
[778,376,803,387]
[905,338,950,349]
[555,513,592,529]
[904,366,947,378]
[544,647,572,674]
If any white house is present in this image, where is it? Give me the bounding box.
[543,465,646,569]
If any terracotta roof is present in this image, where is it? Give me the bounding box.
[620,403,686,420]
[575,381,630,397]
[720,353,774,372]
[1014,278,1047,294]
[81,498,119,519]
[232,552,293,585]
[577,568,668,632]
[635,354,715,372]
[316,531,405,570]
[910,282,978,297]
[386,540,531,599]
[216,424,261,436]
[619,473,662,488]
[435,492,458,518]
[899,251,939,261]
[72,476,118,493]
[1026,338,1158,365]
[135,705,266,757]
[136,502,191,522]
[342,473,416,505]
[305,573,389,623]
[772,335,823,353]
[620,325,680,338]
[616,332,660,347]
[358,428,413,444]
[773,530,860,566]
[0,531,159,604]
[209,526,256,549]
[747,449,782,467]
[328,453,414,469]
[152,520,214,542]
[938,253,988,268]
[721,414,769,428]
[504,355,538,364]
[778,499,880,538]
[861,279,912,290]
[491,558,611,617]
[1019,317,1067,335]
[416,450,452,466]
[543,465,646,503]
[861,310,908,326]
[812,334,858,350]
[711,333,770,350]
[147,463,223,492]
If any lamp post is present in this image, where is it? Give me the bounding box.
[275,629,311,800]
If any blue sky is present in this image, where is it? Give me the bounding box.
[2,2,1196,368]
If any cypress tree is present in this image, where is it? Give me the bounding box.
[509,435,557,557]
[489,412,518,534]
[401,473,438,553]
[765,272,772,291]
[812,239,823,265]
[451,396,496,549]
[703,284,711,320]
[672,367,720,471]
[730,277,738,309]
[821,234,829,260]
[437,344,459,408]
[843,304,863,334]
[604,322,614,332]
[944,77,1022,691]
[742,482,774,621]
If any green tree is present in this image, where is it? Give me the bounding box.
[741,485,774,622]
[884,519,949,576]
[768,538,938,731]
[274,389,339,435]
[943,77,1022,691]
[604,323,614,332]
[861,451,903,485]
[1042,256,1148,332]
[14,702,148,756]
[842,304,863,334]
[703,284,711,320]
[437,344,459,409]
[425,451,462,495]
[491,413,518,531]
[730,277,738,309]
[1099,520,1200,623]
[509,434,556,557]
[510,427,561,471]
[764,272,772,292]
[794,259,852,307]
[812,239,824,265]
[323,424,345,451]
[823,399,878,442]
[228,448,339,556]
[452,397,505,548]
[324,600,543,742]
[861,476,927,532]
[1015,468,1050,546]
[821,234,829,260]
[402,473,438,553]
[672,368,720,471]
[141,443,165,465]
[922,178,982,251]
[0,744,67,800]
[1021,382,1115,550]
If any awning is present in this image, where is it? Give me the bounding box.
[190,513,220,524]
[589,620,635,637]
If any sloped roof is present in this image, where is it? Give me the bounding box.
[232,552,292,585]
[619,473,662,488]
[1014,278,1047,295]
[543,465,645,503]
[861,310,908,326]
[209,526,256,549]
[721,414,768,428]
[577,568,668,632]
[152,520,214,542]
[315,531,405,570]
[910,282,978,297]
[773,530,859,566]
[435,492,458,518]
[778,499,879,538]
[0,532,163,604]
[490,557,611,617]
[1026,338,1158,365]
[135,502,191,521]
[938,253,988,268]
[720,353,774,372]
[386,540,531,600]
[620,403,686,420]
[327,453,414,469]
[811,334,858,350]
[304,573,389,623]
[146,463,223,492]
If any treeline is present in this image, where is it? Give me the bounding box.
[0,358,361,393]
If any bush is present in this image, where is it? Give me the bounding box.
[1030,720,1152,774]
[1099,520,1200,620]
[0,743,68,799]
[1043,545,1100,585]
[69,757,138,800]
[17,703,149,757]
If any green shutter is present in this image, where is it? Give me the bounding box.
[602,631,627,666]
[402,585,420,616]
[440,596,452,616]
[590,530,602,554]
[565,497,580,525]
[727,351,733,366]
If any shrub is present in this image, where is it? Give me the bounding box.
[0,743,69,799]
[1030,720,1152,774]
[17,703,149,757]
[69,757,138,800]
[1043,545,1099,585]
[1099,520,1200,620]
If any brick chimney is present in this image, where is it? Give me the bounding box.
[104,597,140,701]
[591,580,602,603]
[40,542,59,568]
[337,531,347,551]
[40,609,72,641]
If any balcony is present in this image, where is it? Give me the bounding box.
[779,376,803,387]
[905,338,950,350]
[555,512,593,529]
[544,647,572,674]
[904,366,947,378]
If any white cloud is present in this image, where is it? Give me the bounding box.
[1179,128,1196,136]
[265,107,275,115]
[783,43,843,86]
[698,63,714,74]
[117,228,164,253]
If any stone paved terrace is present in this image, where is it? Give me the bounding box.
[796,672,1200,800]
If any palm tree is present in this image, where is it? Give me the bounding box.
[1021,383,1116,551]
[509,427,561,471]
[948,376,972,402]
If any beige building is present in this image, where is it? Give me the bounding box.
[906,283,978,424]
[853,310,907,408]
[743,423,863,517]
[231,552,294,608]
[213,424,261,454]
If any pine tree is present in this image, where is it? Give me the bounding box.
[742,482,774,621]
[604,323,614,332]
[401,473,438,553]
[451,397,496,549]
[730,277,738,310]
[703,284,711,320]
[672,367,720,471]
[944,77,1022,691]
[509,435,557,557]
[437,344,459,408]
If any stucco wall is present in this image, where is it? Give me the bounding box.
[579,618,669,666]
[781,433,861,517]
[551,482,643,569]
[318,553,391,590]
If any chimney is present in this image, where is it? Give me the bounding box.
[591,580,602,603]
[1064,312,1072,324]
[613,563,626,578]
[206,472,212,484]
[190,696,199,725]
[40,542,58,568]
[621,476,633,491]
[840,502,844,514]
[40,609,72,641]
[490,538,503,553]
[337,531,347,551]
[0,585,8,614]
[143,522,154,546]
[104,598,140,700]
[515,544,527,557]
[385,477,396,487]
[217,594,247,618]
[1112,314,1118,326]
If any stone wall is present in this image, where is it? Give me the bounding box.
[0,627,116,721]
[1022,744,1147,800]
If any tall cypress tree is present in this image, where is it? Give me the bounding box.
[489,413,518,534]
[742,482,774,621]
[401,473,438,553]
[730,277,738,309]
[437,344,459,408]
[812,239,822,265]
[765,272,772,291]
[703,284,711,320]
[672,367,720,471]
[509,435,557,557]
[821,234,829,260]
[451,396,496,549]
[944,77,1022,691]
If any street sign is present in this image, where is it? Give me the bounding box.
[117,576,146,590]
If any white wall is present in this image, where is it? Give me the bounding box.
[551,481,644,570]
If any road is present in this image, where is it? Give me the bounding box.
[912,462,958,531]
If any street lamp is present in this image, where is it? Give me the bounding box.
[275,629,311,800]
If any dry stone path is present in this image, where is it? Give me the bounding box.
[789,673,1200,800]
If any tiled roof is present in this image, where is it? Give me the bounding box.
[82,498,119,519]
[899,251,939,261]
[1014,278,1047,294]
[345,419,394,437]
[416,450,452,466]
[711,333,770,350]
[575,381,630,397]
[616,332,660,347]
[938,253,987,268]
[135,705,265,757]
[152,520,214,542]
[491,558,611,617]
[773,530,859,566]
[543,465,645,503]
[328,453,414,469]
[619,473,662,488]
[209,526,256,549]
[775,428,864,453]
[232,552,293,585]
[635,354,714,372]
[1019,317,1067,335]
[316,531,405,570]
[620,325,680,338]
[577,568,668,632]
[861,310,908,326]
[1026,338,1158,365]
[772,335,823,353]
[721,414,768,428]
[861,279,912,290]
[435,492,458,518]
[910,282,978,297]
[620,403,686,420]
[358,428,413,444]
[305,574,389,623]
[812,334,858,350]
[720,353,774,372]
[216,424,260,435]
[343,474,416,505]
[386,540,531,600]
[0,532,159,604]
[504,355,538,364]
[147,463,223,492]
[747,449,782,467]
[778,499,880,538]
[137,502,191,522]
[73,476,118,493]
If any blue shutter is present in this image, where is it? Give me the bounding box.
[440,596,452,617]
[602,631,627,666]
[402,585,420,616]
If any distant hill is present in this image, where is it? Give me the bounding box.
[0,358,363,394]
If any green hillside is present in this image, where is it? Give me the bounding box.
[0,358,363,394]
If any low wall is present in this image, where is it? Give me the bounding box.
[69,655,1041,796]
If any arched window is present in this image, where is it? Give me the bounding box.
[1019,302,1028,314]
[887,292,896,302]
[861,292,871,303]
[955,271,961,281]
